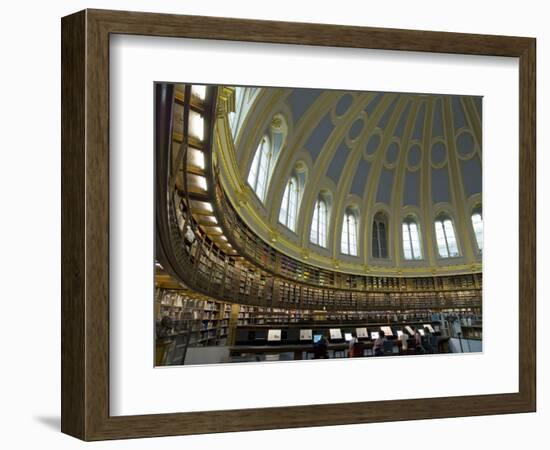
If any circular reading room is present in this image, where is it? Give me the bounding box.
[154,83,483,366]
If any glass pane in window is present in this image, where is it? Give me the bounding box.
[247,148,260,188]
[349,214,357,256]
[372,222,379,258]
[279,181,290,225]
[255,141,270,200]
[191,85,206,102]
[472,213,483,250]
[319,201,327,247]
[443,219,459,256]
[188,110,204,141]
[403,223,412,260]
[379,222,387,258]
[288,178,298,231]
[341,215,349,254]
[310,202,319,244]
[409,222,422,259]
[435,221,449,257]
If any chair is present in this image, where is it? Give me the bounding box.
[352,340,366,357]
[422,336,435,354]
[333,348,346,358]
[170,333,190,365]
[383,340,394,356]
[430,335,439,354]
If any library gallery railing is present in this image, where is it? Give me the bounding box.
[155,83,482,313]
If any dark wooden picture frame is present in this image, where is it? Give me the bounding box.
[61,9,536,441]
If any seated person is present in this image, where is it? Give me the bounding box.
[399,331,409,353]
[414,328,425,354]
[373,330,386,357]
[348,331,364,357]
[422,329,434,353]
[156,316,174,339]
[313,335,329,359]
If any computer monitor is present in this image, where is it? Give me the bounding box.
[300,329,313,341]
[255,329,267,341]
[313,334,323,344]
[356,327,368,338]
[267,329,282,341]
[344,333,353,341]
[405,326,415,335]
[396,330,404,338]
[380,326,393,336]
[418,329,425,336]
[329,328,343,340]
[370,331,380,340]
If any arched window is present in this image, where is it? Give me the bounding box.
[372,213,388,258]
[435,214,459,257]
[279,176,299,231]
[402,218,422,260]
[247,135,271,201]
[471,207,483,251]
[228,87,243,132]
[341,210,358,256]
[310,198,328,247]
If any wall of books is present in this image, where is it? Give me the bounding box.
[156,289,231,346]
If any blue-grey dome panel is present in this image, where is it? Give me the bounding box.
[473,97,483,119]
[412,102,426,140]
[394,101,412,139]
[376,168,394,204]
[377,96,400,129]
[431,142,447,165]
[431,167,451,203]
[403,170,420,206]
[386,142,400,164]
[349,118,364,140]
[366,134,381,155]
[431,99,444,139]
[350,159,371,197]
[461,156,482,197]
[304,113,335,162]
[408,144,422,166]
[326,141,350,184]
[456,132,475,156]
[451,97,468,130]
[336,94,353,116]
[286,89,322,123]
[364,92,384,115]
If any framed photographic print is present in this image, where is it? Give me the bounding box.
[61,9,536,441]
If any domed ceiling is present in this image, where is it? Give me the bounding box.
[214,86,482,276]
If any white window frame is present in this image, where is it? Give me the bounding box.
[435,215,460,258]
[372,214,388,258]
[279,176,299,231]
[402,219,422,260]
[341,211,358,256]
[310,198,328,248]
[247,135,271,201]
[471,209,483,251]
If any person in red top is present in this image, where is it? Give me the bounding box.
[348,331,364,357]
